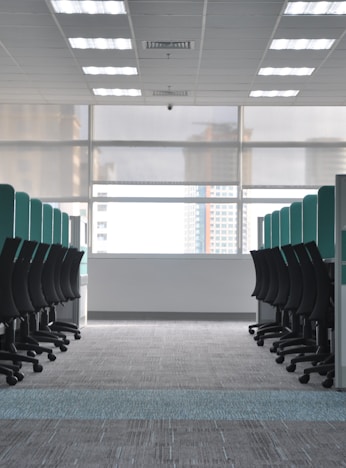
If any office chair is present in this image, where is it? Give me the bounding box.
[11,239,57,361]
[27,243,68,351]
[297,241,334,384]
[0,237,43,374]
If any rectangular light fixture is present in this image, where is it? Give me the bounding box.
[51,1,126,14]
[250,90,299,97]
[258,67,315,76]
[93,88,142,96]
[69,38,132,49]
[83,66,137,75]
[270,38,335,50]
[285,2,346,15]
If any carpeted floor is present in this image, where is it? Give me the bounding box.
[0,320,345,467]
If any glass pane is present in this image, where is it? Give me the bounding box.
[93,184,238,198]
[93,146,238,184]
[243,203,290,253]
[243,188,318,198]
[94,106,238,141]
[242,147,346,186]
[92,202,238,254]
[244,107,346,142]
[0,145,88,198]
[0,104,88,140]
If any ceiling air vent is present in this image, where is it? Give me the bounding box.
[153,90,188,97]
[143,40,195,50]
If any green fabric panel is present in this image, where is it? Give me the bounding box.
[15,192,30,240]
[43,204,53,244]
[0,184,15,251]
[53,208,62,244]
[264,214,271,248]
[62,212,69,247]
[303,194,317,243]
[290,202,302,244]
[317,185,335,259]
[280,206,290,246]
[30,199,43,242]
[271,210,280,248]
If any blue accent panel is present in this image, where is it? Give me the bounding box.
[303,194,317,243]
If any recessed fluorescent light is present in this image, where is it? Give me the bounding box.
[258,67,315,76]
[285,2,346,15]
[69,38,132,50]
[250,90,299,97]
[83,66,137,75]
[93,88,142,96]
[51,1,126,14]
[270,38,335,50]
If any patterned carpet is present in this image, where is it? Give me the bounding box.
[0,320,345,467]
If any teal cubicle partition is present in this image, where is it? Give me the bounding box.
[271,210,280,248]
[317,185,335,259]
[62,212,69,247]
[280,206,290,246]
[30,199,43,243]
[264,214,271,248]
[303,194,317,244]
[0,184,15,251]
[43,204,53,244]
[290,202,302,245]
[53,208,62,244]
[15,192,30,241]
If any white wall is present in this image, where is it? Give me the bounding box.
[88,256,257,315]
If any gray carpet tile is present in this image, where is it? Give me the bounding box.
[0,320,345,467]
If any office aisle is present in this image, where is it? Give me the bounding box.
[0,321,345,467]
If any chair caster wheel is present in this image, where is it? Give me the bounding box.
[60,344,68,352]
[299,374,310,384]
[276,355,285,364]
[33,363,43,373]
[48,353,56,361]
[254,335,259,341]
[14,371,25,382]
[74,333,81,340]
[249,328,255,335]
[322,378,333,388]
[270,346,276,353]
[63,338,70,345]
[7,375,18,386]
[27,350,36,357]
[286,363,296,372]
[257,339,264,346]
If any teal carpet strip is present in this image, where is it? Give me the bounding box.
[1,389,346,421]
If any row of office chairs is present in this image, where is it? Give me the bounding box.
[249,241,335,388]
[0,237,84,385]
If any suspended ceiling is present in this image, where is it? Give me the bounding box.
[1,0,346,106]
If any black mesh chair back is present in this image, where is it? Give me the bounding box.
[69,250,84,299]
[0,237,22,322]
[250,249,263,298]
[271,247,290,307]
[263,249,279,305]
[293,243,317,317]
[281,244,303,311]
[53,246,68,303]
[12,240,38,313]
[41,244,64,305]
[28,242,50,309]
[60,247,78,300]
[305,241,333,323]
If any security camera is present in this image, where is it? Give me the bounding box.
[167,104,173,111]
